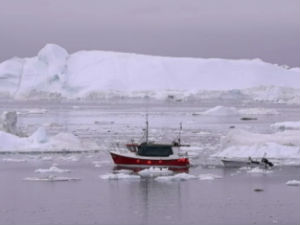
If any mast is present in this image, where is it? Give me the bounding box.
[145,113,149,143]
[178,122,182,145]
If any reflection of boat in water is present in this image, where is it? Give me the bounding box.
[221,156,274,168]
[110,115,190,169]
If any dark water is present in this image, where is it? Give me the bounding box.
[0,159,299,225]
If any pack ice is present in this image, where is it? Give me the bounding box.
[0,44,299,103]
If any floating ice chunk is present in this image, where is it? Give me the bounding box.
[2,158,27,162]
[138,167,174,177]
[29,127,48,143]
[198,173,223,180]
[100,173,140,180]
[286,180,300,186]
[60,155,80,162]
[201,106,239,116]
[24,175,80,182]
[238,108,279,115]
[154,173,196,182]
[35,166,70,173]
[92,160,111,167]
[271,121,300,131]
[247,167,273,174]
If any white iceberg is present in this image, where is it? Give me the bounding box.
[212,129,300,165]
[0,44,299,104]
[0,126,98,152]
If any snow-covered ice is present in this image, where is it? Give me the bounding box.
[271,121,300,131]
[154,173,196,182]
[0,44,299,104]
[2,158,27,162]
[286,180,300,186]
[212,129,300,165]
[201,106,240,116]
[199,106,279,116]
[138,167,174,177]
[247,167,273,174]
[35,166,71,173]
[198,173,223,180]
[0,126,98,152]
[24,175,80,182]
[100,173,140,180]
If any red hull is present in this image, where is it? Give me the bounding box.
[110,152,190,168]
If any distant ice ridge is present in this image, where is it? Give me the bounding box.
[196,106,279,116]
[0,43,299,104]
[0,127,98,152]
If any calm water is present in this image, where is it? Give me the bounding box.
[0,100,299,225]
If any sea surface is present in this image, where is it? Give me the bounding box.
[0,100,299,225]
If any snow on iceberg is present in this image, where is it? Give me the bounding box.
[271,121,300,131]
[0,127,98,152]
[0,44,299,103]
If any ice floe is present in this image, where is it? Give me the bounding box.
[246,167,273,174]
[199,106,279,116]
[286,180,300,186]
[138,167,174,177]
[271,121,300,131]
[24,175,80,182]
[100,173,140,180]
[211,129,300,166]
[35,166,71,173]
[154,173,196,182]
[201,106,239,116]
[198,173,223,180]
[2,158,27,162]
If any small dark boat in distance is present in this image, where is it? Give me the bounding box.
[110,115,190,169]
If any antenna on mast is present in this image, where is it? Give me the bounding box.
[145,113,149,143]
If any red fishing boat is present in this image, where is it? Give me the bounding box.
[110,115,190,169]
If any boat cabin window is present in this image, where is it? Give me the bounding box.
[137,144,173,157]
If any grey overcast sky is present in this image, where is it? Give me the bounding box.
[0,0,299,66]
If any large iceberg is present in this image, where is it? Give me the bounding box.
[0,127,98,153]
[0,44,299,103]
